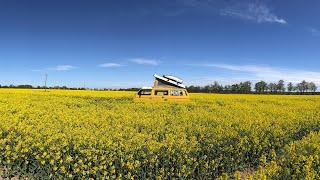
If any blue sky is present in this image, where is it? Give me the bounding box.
[1,0,320,88]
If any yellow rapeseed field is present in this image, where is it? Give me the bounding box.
[0,89,319,179]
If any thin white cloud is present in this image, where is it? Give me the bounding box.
[195,63,320,85]
[186,76,258,86]
[99,63,123,68]
[307,27,320,36]
[31,69,44,72]
[98,80,147,88]
[221,3,287,24]
[129,58,159,66]
[48,65,76,71]
[204,64,277,73]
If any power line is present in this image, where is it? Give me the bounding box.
[44,74,48,92]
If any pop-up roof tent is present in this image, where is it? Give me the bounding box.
[153,74,186,89]
[135,74,189,101]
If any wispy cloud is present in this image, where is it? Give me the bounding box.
[31,69,44,72]
[177,0,217,10]
[129,58,159,66]
[99,63,123,68]
[307,27,320,36]
[49,65,76,71]
[194,63,320,85]
[98,80,147,88]
[186,76,255,86]
[221,2,287,24]
[32,65,77,72]
[204,64,276,73]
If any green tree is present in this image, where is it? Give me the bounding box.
[231,83,240,92]
[211,81,223,92]
[277,80,285,92]
[296,80,308,92]
[308,82,317,92]
[224,85,232,92]
[240,81,252,93]
[287,82,294,92]
[255,81,267,93]
[268,83,278,92]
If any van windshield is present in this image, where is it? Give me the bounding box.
[171,90,184,96]
[155,90,169,96]
[139,89,152,95]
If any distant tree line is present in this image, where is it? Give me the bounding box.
[0,80,318,94]
[0,84,87,90]
[187,80,318,94]
[0,84,140,91]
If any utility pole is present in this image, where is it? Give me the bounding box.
[44,74,48,92]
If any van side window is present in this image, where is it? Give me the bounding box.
[155,90,168,96]
[139,90,152,95]
[171,90,184,96]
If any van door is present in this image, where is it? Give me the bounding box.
[170,89,189,101]
[137,89,152,100]
[153,90,169,101]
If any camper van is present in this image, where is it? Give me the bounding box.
[135,74,190,102]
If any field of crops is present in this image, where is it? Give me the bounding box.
[0,89,319,179]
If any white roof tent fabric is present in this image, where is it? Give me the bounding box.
[154,74,186,89]
[141,86,153,90]
[163,75,183,84]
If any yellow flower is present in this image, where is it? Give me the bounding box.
[0,89,319,179]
